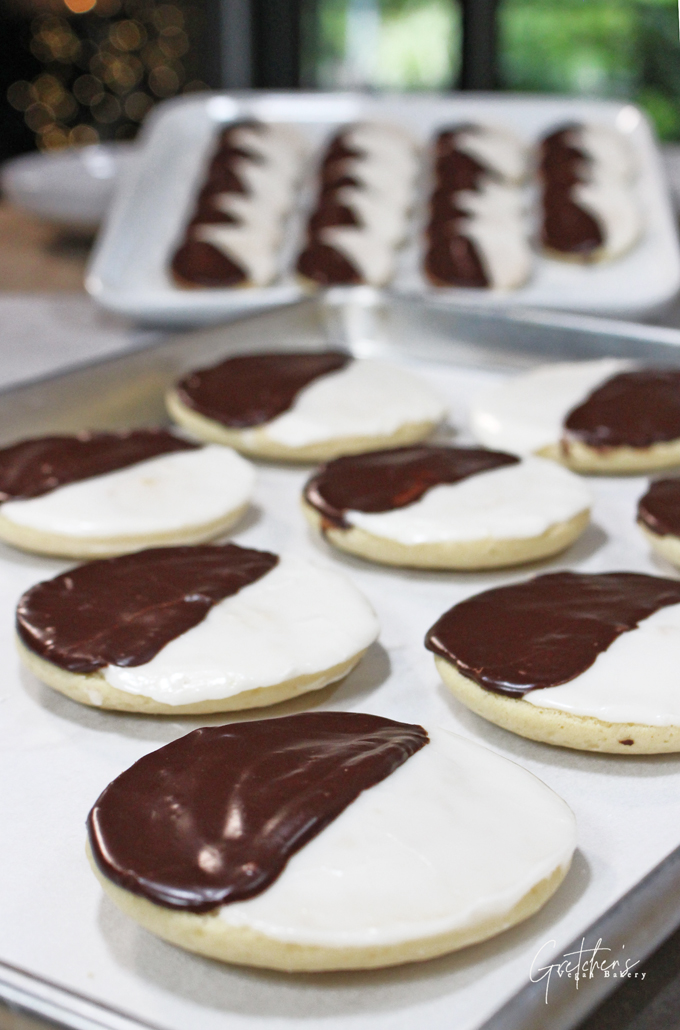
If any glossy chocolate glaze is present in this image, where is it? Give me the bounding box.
[17,543,278,673]
[564,369,680,450]
[425,128,491,288]
[297,241,363,285]
[424,235,489,288]
[425,571,680,697]
[540,126,603,256]
[0,430,198,503]
[176,350,350,428]
[172,121,271,287]
[298,130,369,285]
[305,446,518,529]
[171,240,247,288]
[638,479,680,537]
[87,712,429,912]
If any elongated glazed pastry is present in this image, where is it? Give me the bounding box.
[424,125,532,290]
[172,119,307,288]
[297,122,419,287]
[86,712,576,970]
[539,123,641,263]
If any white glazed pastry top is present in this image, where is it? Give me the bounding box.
[570,125,636,183]
[454,127,527,183]
[252,359,447,448]
[218,727,576,947]
[196,122,306,286]
[470,358,631,455]
[317,122,418,286]
[0,446,255,538]
[104,555,379,705]
[345,457,591,545]
[525,602,680,726]
[574,176,642,260]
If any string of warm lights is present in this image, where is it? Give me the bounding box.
[7,0,207,150]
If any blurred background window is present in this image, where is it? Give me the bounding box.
[498,0,680,141]
[306,0,462,90]
[2,0,680,163]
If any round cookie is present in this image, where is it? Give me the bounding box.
[303,446,591,570]
[86,713,576,971]
[638,478,680,569]
[167,351,447,463]
[0,430,255,558]
[471,360,680,473]
[17,544,378,714]
[426,571,680,753]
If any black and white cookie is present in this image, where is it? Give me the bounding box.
[0,429,255,557]
[86,712,576,970]
[167,350,447,462]
[17,543,379,714]
[427,571,680,753]
[303,445,591,569]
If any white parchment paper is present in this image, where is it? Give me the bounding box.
[1,346,679,1030]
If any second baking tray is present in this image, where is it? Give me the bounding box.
[4,298,680,1030]
[86,91,680,325]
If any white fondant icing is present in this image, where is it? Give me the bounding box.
[1,446,255,538]
[257,359,447,448]
[459,216,533,291]
[454,127,527,184]
[195,223,280,286]
[571,125,636,183]
[345,457,591,544]
[104,556,379,705]
[218,727,576,947]
[470,359,631,455]
[335,186,408,246]
[320,226,395,286]
[524,601,680,726]
[455,180,526,223]
[574,177,642,259]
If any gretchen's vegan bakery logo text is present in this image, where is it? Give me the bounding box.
[530,938,646,1003]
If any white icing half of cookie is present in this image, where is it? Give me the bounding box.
[230,124,307,182]
[320,226,396,286]
[574,177,642,259]
[217,727,576,947]
[103,556,379,705]
[470,358,631,455]
[454,128,527,183]
[570,125,636,183]
[459,217,533,291]
[524,602,680,726]
[1,446,255,538]
[345,457,591,545]
[195,223,280,286]
[252,360,447,448]
[455,181,526,223]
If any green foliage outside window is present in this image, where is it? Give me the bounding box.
[500,0,680,140]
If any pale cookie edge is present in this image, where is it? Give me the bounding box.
[435,656,680,754]
[16,634,368,715]
[86,842,570,972]
[166,389,439,463]
[302,499,590,570]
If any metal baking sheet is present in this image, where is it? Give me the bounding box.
[4,298,680,1030]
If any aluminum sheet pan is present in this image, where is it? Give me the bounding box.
[3,299,680,1030]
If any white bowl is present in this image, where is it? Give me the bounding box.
[1,142,139,231]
